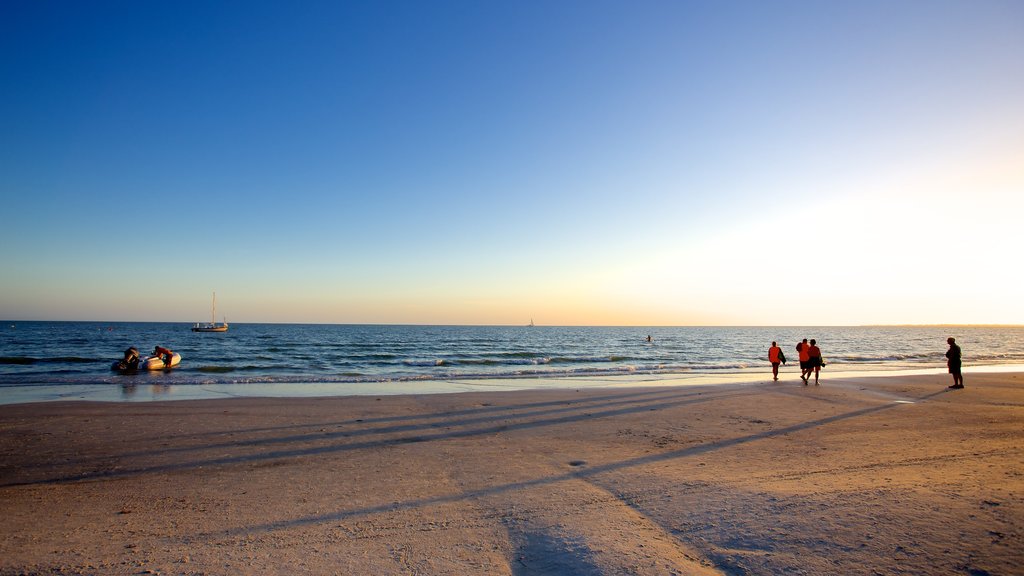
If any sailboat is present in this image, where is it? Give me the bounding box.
[191,292,229,332]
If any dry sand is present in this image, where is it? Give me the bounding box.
[0,372,1021,575]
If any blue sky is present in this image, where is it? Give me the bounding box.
[2,0,1022,324]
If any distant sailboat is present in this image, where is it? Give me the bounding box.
[528,318,535,327]
[192,292,229,332]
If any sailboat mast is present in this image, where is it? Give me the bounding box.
[211,292,216,324]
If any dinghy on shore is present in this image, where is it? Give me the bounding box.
[140,352,181,370]
[112,351,182,372]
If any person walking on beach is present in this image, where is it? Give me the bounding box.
[946,337,963,389]
[796,339,811,383]
[807,339,823,385]
[768,341,785,381]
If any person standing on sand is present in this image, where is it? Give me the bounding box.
[768,341,785,381]
[946,337,964,389]
[796,339,810,383]
[807,339,823,385]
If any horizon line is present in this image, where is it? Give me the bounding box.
[3,320,1022,329]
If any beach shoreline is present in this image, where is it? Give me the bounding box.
[6,324,1024,406]
[2,363,1024,406]
[1,371,1021,574]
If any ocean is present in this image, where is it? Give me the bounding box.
[1,322,1022,403]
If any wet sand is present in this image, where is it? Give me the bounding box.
[1,372,1021,575]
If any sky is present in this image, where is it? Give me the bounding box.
[1,0,1022,326]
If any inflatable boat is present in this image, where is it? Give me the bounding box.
[141,352,181,370]
[112,352,182,372]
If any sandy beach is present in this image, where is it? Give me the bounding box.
[1,372,1021,575]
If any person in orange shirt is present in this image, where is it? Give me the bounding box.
[807,339,823,385]
[796,338,811,384]
[153,346,174,367]
[768,341,785,381]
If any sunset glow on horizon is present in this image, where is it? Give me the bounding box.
[1,1,1022,326]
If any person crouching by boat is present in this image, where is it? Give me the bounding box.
[153,346,174,367]
[116,347,140,370]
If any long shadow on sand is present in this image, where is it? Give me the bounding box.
[197,388,950,538]
[2,387,727,476]
[1,386,758,485]
[154,386,689,441]
[64,387,704,464]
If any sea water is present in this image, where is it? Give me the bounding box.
[1,323,1022,402]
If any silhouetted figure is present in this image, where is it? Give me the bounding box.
[946,337,963,389]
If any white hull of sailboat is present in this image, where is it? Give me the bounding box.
[194,292,228,332]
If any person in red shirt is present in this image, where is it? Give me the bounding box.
[152,346,174,367]
[796,339,811,384]
[807,339,823,385]
[768,341,785,381]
